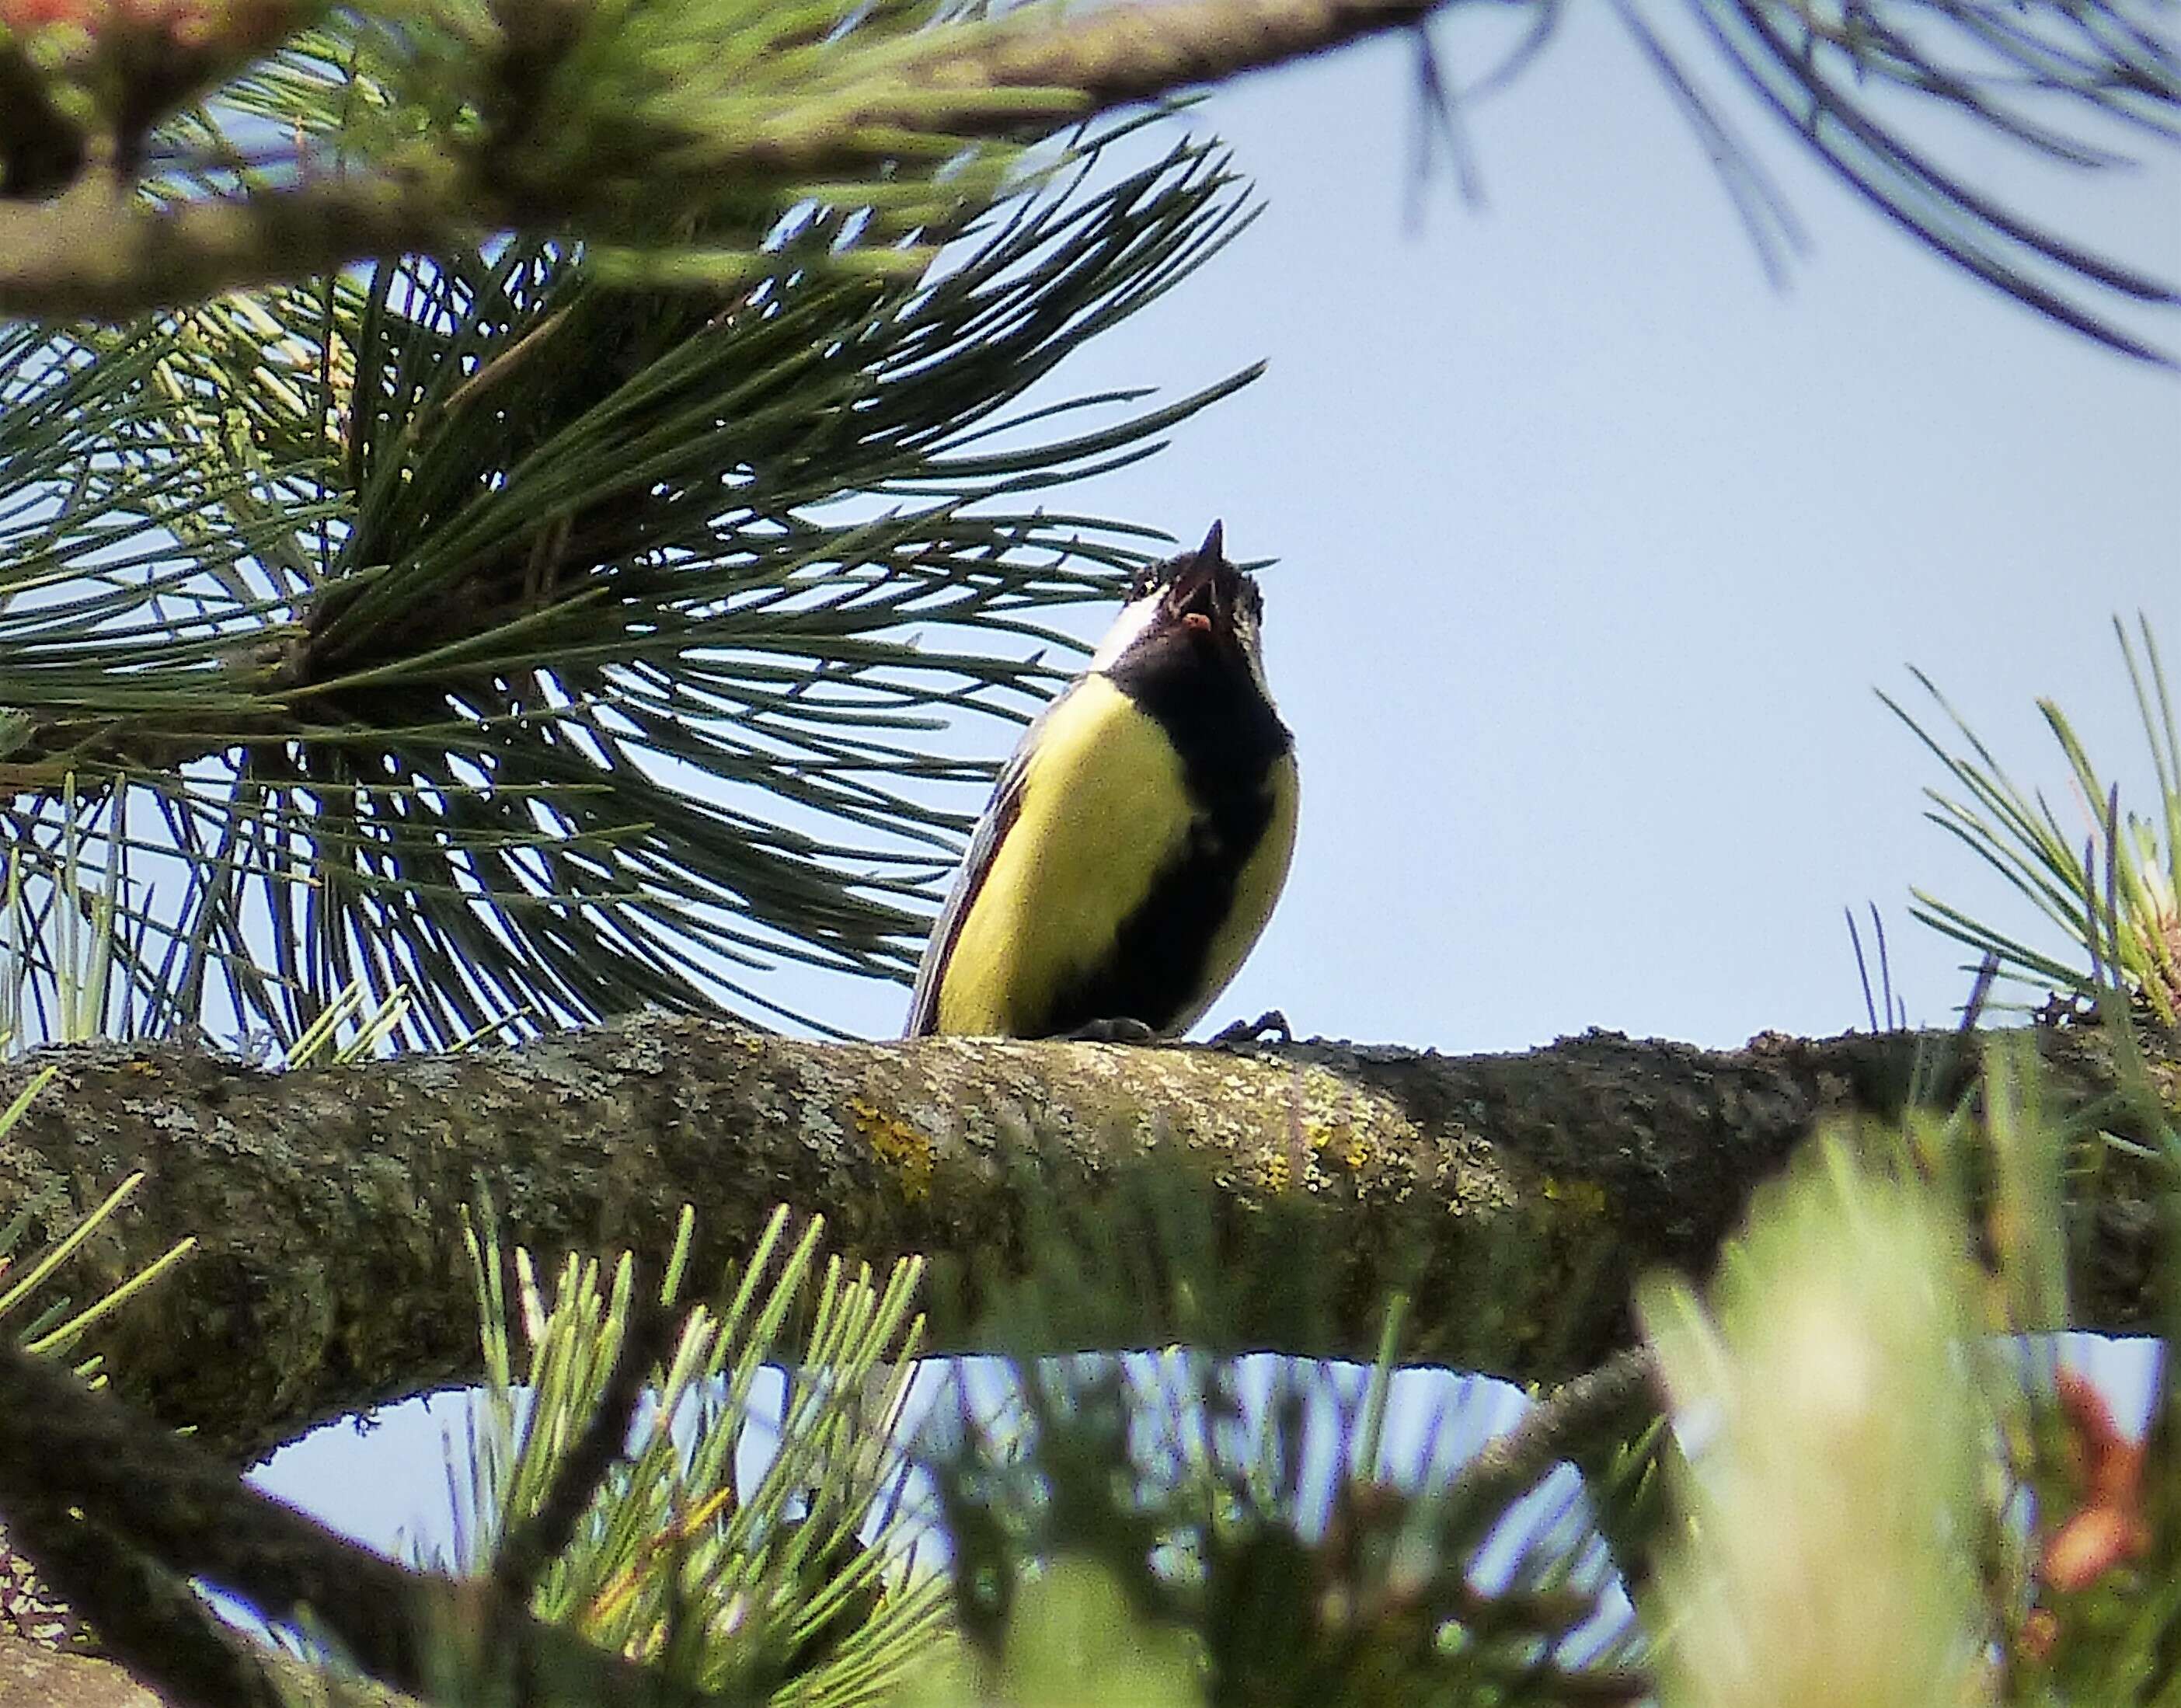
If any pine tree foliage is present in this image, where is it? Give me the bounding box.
[448,1194,1660,1706]
[0,28,1259,1047]
[456,1204,948,1703]
[1,5,2176,353]
[364,640,2178,1706]
[1630,2,2181,361]
[1888,618,2181,1026]
[0,4,2175,1705]
[0,870,196,1654]
[396,1020,2181,1706]
[0,3,2173,1053]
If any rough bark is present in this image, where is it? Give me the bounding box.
[0,1628,423,1708]
[0,1637,159,1708]
[0,1014,2170,1466]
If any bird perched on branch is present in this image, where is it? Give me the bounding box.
[906,522,1298,1040]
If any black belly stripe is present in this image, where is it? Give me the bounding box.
[1031,625,1291,1036]
[1036,788,1275,1035]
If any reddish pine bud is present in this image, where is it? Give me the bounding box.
[2037,1368,2150,1595]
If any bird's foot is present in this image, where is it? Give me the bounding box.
[1064,1017,1161,1044]
[1208,1009,1291,1047]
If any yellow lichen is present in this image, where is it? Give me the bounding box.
[1303,1119,1370,1172]
[849,1095,934,1204]
[1541,1175,1608,1218]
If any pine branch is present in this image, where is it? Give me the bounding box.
[904,0,1441,110]
[0,1338,722,1708]
[0,0,1439,321]
[0,155,464,320]
[3,0,2172,357]
[487,1295,678,1605]
[0,1016,2167,1465]
[1453,1347,1660,1519]
[0,1496,284,1708]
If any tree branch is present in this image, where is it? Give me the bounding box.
[0,1015,2169,1465]
[0,1342,713,1707]
[920,0,1437,109]
[0,0,1440,319]
[0,156,466,320]
[0,1496,285,1708]
[1454,1347,1660,1518]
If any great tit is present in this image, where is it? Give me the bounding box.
[905,522,1298,1040]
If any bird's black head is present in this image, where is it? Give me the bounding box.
[1099,521,1270,698]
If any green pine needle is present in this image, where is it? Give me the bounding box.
[1887,615,2181,1024]
[458,1204,945,1701]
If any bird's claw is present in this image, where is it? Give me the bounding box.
[1064,1016,1161,1044]
[1209,1009,1291,1047]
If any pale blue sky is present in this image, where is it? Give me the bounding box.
[782,4,2180,1051]
[259,5,2177,1569]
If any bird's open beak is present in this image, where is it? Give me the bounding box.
[1165,521,1231,636]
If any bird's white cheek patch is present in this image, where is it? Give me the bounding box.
[1089,591,1169,673]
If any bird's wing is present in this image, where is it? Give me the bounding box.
[902,695,1059,1037]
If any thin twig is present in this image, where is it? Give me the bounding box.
[1456,1347,1661,1512]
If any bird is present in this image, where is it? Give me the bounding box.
[905,521,1298,1040]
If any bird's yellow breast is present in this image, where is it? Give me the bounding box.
[937,677,1187,1035]
[934,674,1295,1037]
